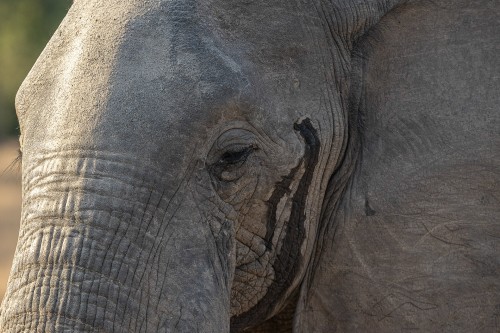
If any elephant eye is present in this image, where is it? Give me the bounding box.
[219,145,256,165]
[210,144,258,182]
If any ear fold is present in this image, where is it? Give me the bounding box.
[294,1,500,331]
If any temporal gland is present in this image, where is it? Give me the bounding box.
[230,160,305,317]
[229,118,320,324]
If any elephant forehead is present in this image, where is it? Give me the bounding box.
[20,0,324,166]
[95,2,271,165]
[20,0,248,157]
[100,0,318,121]
[103,1,248,125]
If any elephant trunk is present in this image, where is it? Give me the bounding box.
[0,154,234,332]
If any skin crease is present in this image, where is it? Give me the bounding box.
[1,0,499,332]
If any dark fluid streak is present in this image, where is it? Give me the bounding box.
[231,118,320,331]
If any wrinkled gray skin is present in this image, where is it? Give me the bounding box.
[0,0,499,331]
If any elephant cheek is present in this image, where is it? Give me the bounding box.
[0,157,233,333]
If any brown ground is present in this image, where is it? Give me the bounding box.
[0,139,22,303]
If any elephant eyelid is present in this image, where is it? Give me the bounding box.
[217,144,258,166]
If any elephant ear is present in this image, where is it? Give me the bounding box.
[295,1,500,332]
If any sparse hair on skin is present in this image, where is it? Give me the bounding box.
[1,149,22,178]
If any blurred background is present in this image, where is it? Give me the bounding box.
[0,0,71,303]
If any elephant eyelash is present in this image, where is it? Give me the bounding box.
[208,144,258,182]
[217,144,258,166]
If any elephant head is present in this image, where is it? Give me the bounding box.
[1,0,499,332]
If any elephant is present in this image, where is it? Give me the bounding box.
[0,0,499,331]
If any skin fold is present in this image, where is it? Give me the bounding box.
[0,0,498,332]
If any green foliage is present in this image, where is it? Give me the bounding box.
[0,0,70,138]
